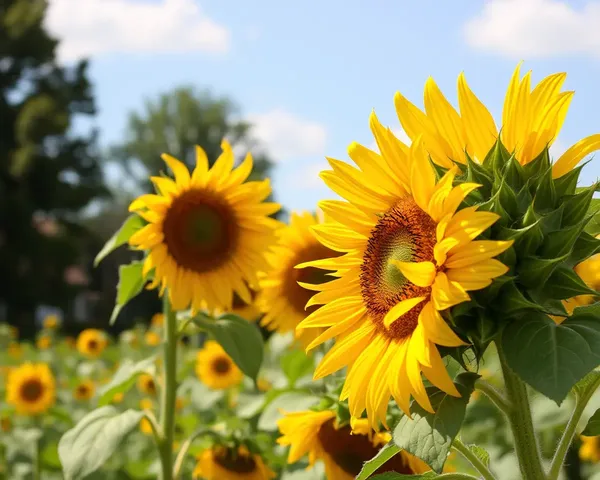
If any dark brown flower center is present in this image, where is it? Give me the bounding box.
[360,197,437,340]
[232,289,257,309]
[214,448,257,473]
[87,339,99,351]
[163,189,238,273]
[20,379,44,402]
[212,356,231,375]
[317,419,418,475]
[145,379,156,394]
[77,385,90,396]
[286,243,339,315]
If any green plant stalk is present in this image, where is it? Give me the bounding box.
[33,435,41,480]
[173,430,221,479]
[547,384,598,479]
[497,343,546,480]
[159,296,178,480]
[474,378,512,414]
[452,438,496,480]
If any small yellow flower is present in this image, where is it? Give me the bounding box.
[36,335,52,350]
[73,380,95,401]
[195,341,243,390]
[76,329,108,358]
[145,331,161,347]
[175,397,185,411]
[257,378,272,392]
[112,392,124,404]
[140,417,154,435]
[139,398,154,410]
[151,313,164,328]
[43,314,60,329]
[580,436,600,463]
[6,363,56,415]
[137,374,157,396]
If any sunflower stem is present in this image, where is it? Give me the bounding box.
[158,295,178,480]
[547,385,595,480]
[474,378,512,414]
[497,342,546,480]
[173,430,221,479]
[452,438,496,480]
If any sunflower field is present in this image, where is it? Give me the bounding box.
[3,64,600,480]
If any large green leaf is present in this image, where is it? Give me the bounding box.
[94,214,145,267]
[583,408,600,436]
[97,356,157,406]
[356,443,401,480]
[110,262,146,325]
[194,313,264,380]
[58,407,144,480]
[502,313,600,404]
[257,391,321,431]
[392,373,479,473]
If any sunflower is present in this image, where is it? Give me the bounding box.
[140,398,154,410]
[137,374,157,396]
[394,63,600,177]
[111,392,124,404]
[73,380,95,401]
[231,290,262,322]
[193,445,275,480]
[43,314,60,329]
[6,363,56,415]
[257,211,339,346]
[36,335,52,350]
[151,313,164,328]
[297,124,512,427]
[76,329,108,358]
[128,140,281,312]
[580,436,600,463]
[195,340,243,390]
[277,410,429,478]
[145,331,161,347]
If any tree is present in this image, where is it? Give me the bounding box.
[0,0,108,337]
[110,86,274,194]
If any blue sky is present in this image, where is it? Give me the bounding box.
[47,0,600,211]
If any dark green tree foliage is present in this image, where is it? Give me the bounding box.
[111,86,274,193]
[0,0,107,336]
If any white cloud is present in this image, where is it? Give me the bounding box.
[369,127,411,152]
[464,0,600,58]
[292,162,329,189]
[247,109,327,162]
[46,0,230,62]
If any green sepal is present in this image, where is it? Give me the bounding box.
[517,256,566,289]
[465,154,493,196]
[496,180,520,219]
[526,292,569,317]
[539,205,564,234]
[496,281,545,318]
[473,312,501,345]
[584,199,600,236]
[522,146,551,180]
[554,163,585,197]
[479,193,511,228]
[515,183,534,212]
[567,232,600,267]
[498,223,543,256]
[502,155,525,191]
[430,159,448,182]
[483,138,511,174]
[561,185,596,227]
[334,401,351,426]
[539,220,586,258]
[543,266,599,300]
[533,168,557,213]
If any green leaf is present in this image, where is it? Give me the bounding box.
[257,392,321,431]
[97,356,157,406]
[533,168,557,212]
[562,187,595,227]
[94,215,145,267]
[582,408,600,435]
[498,223,543,256]
[573,370,600,399]
[370,474,437,480]
[543,266,599,300]
[554,164,584,197]
[58,406,145,480]
[110,261,146,325]
[517,256,565,289]
[194,313,264,381]
[356,443,401,480]
[502,313,600,404]
[496,281,545,317]
[540,221,585,258]
[392,372,479,473]
[281,350,315,387]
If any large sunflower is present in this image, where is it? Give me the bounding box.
[6,363,56,415]
[195,340,243,390]
[394,63,600,177]
[76,328,108,358]
[193,445,275,480]
[277,410,429,478]
[297,126,512,427]
[257,211,338,345]
[128,140,281,312]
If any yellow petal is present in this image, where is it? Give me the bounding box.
[431,272,470,311]
[446,259,509,291]
[445,240,513,269]
[421,345,461,396]
[552,134,600,178]
[150,176,177,196]
[191,145,209,185]
[501,62,523,151]
[406,349,434,413]
[383,296,427,328]
[419,301,466,347]
[161,153,190,186]
[391,261,437,287]
[410,136,436,211]
[348,141,405,195]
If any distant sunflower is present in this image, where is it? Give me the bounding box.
[151,313,164,328]
[257,211,339,346]
[298,125,511,427]
[128,140,281,312]
[145,331,161,347]
[193,445,275,480]
[76,329,107,358]
[277,410,429,478]
[73,380,95,401]
[394,63,600,177]
[42,314,60,329]
[6,363,56,415]
[140,417,154,436]
[195,341,243,390]
[111,392,124,404]
[36,335,52,350]
[580,436,600,463]
[137,374,157,396]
